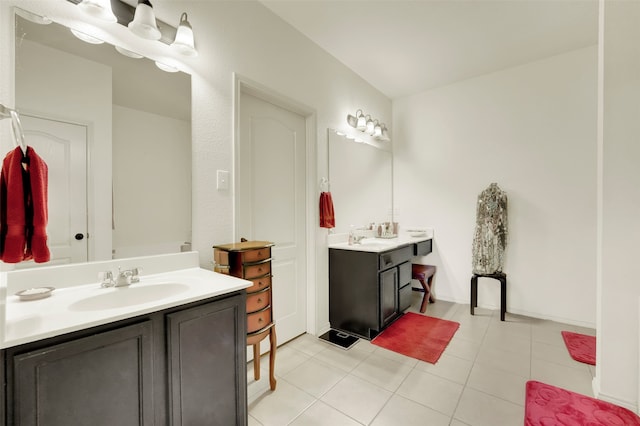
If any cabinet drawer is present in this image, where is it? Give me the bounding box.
[414,239,432,256]
[243,259,271,279]
[379,245,413,271]
[247,275,271,294]
[240,247,271,263]
[398,261,411,286]
[246,287,270,313]
[247,307,272,334]
[247,324,274,345]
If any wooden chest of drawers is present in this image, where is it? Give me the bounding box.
[213,240,276,390]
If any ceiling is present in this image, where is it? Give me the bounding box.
[260,0,599,99]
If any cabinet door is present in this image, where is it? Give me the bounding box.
[1,350,5,426]
[11,321,154,426]
[167,294,247,426]
[379,268,398,328]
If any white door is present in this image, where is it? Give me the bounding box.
[238,92,307,350]
[15,115,88,267]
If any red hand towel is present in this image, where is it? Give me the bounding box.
[319,191,335,228]
[0,146,50,263]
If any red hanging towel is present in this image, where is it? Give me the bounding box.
[319,191,335,228]
[0,146,50,263]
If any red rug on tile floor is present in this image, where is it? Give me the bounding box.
[561,330,596,365]
[371,312,459,364]
[525,380,640,426]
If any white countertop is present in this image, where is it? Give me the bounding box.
[328,232,433,253]
[1,253,250,348]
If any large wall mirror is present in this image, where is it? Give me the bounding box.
[328,129,393,233]
[13,13,191,267]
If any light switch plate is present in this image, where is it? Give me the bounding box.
[217,170,229,190]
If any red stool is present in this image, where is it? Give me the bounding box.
[412,264,436,313]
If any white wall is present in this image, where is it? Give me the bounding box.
[595,0,640,411]
[0,1,392,335]
[393,46,598,327]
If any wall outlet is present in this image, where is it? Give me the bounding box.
[217,170,229,190]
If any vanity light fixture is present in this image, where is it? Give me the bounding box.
[346,109,392,142]
[365,115,375,135]
[155,61,179,73]
[70,28,105,44]
[15,8,52,25]
[77,0,117,23]
[171,13,197,57]
[68,0,198,57]
[128,0,161,40]
[115,45,144,58]
[373,120,382,138]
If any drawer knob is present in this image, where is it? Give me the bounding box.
[258,318,263,323]
[257,298,263,303]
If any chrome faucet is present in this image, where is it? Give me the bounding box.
[99,267,143,288]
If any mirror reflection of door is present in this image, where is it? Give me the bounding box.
[13,115,88,268]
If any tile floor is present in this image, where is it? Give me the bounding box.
[247,294,596,426]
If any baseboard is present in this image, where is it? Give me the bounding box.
[315,321,331,337]
[596,390,638,414]
[436,295,596,329]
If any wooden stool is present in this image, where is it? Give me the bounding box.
[470,272,507,321]
[412,264,436,313]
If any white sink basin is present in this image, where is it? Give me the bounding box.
[359,239,394,248]
[69,283,190,311]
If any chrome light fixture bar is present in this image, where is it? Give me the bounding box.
[346,109,391,142]
[68,0,177,45]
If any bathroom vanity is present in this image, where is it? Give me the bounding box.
[0,252,250,426]
[329,235,433,340]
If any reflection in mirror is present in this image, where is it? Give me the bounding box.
[13,13,191,267]
[328,129,393,234]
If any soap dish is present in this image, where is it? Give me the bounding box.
[407,229,427,237]
[15,286,55,301]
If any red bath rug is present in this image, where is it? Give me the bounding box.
[371,312,459,364]
[561,330,596,365]
[525,380,640,425]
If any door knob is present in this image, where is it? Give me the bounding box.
[74,233,84,241]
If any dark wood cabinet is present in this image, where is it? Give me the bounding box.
[329,244,413,339]
[2,292,247,426]
[213,240,277,391]
[11,321,155,426]
[167,296,246,426]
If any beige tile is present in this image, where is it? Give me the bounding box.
[370,394,451,426]
[248,414,263,426]
[351,351,414,392]
[450,420,472,426]
[531,320,570,347]
[283,358,347,398]
[289,400,362,426]
[481,330,531,356]
[532,340,592,370]
[475,344,531,378]
[530,357,594,396]
[248,379,316,426]
[414,353,473,384]
[372,345,420,367]
[313,343,370,372]
[454,387,524,426]
[286,333,331,357]
[466,362,528,406]
[396,369,464,416]
[444,335,482,361]
[320,374,392,425]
